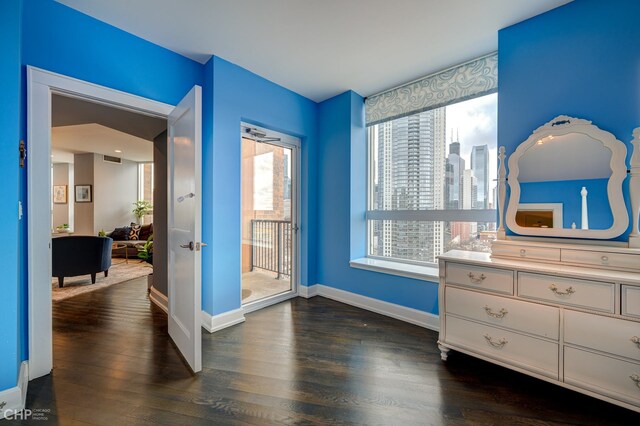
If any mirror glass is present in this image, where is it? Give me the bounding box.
[505,116,628,239]
[517,133,613,230]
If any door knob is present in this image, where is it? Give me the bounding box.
[180,241,194,251]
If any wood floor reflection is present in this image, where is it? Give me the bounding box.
[20,277,639,424]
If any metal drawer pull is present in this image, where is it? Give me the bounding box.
[467,272,486,283]
[484,334,508,348]
[549,284,575,296]
[630,374,640,390]
[484,306,508,318]
[601,255,609,262]
[520,249,526,256]
[631,336,640,349]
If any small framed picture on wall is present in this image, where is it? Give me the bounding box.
[53,185,67,204]
[75,184,92,203]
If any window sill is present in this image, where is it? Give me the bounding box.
[349,257,439,282]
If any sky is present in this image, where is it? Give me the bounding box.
[369,92,498,205]
[446,92,498,199]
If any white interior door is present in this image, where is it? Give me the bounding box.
[168,85,202,373]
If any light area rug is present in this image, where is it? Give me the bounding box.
[52,259,152,302]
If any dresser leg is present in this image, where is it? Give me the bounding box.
[438,344,450,361]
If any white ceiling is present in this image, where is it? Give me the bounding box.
[52,124,154,163]
[56,0,572,102]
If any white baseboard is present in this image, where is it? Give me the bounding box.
[149,286,168,314]
[201,308,246,333]
[308,284,439,331]
[298,284,319,299]
[0,361,28,420]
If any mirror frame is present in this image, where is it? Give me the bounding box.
[506,115,628,239]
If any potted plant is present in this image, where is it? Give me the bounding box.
[132,200,153,224]
[137,235,153,291]
[137,235,153,265]
[55,223,70,233]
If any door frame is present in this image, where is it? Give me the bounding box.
[27,66,174,380]
[239,123,302,314]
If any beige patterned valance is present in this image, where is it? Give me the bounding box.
[365,52,498,125]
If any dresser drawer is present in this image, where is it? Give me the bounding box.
[446,287,559,339]
[445,263,513,295]
[564,347,640,407]
[445,316,558,379]
[564,310,640,362]
[491,244,560,262]
[562,249,640,271]
[517,272,615,313]
[622,286,640,319]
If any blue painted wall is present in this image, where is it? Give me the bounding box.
[316,91,439,314]
[0,0,23,392]
[22,0,203,105]
[0,0,205,392]
[499,0,640,239]
[520,178,611,229]
[202,56,318,316]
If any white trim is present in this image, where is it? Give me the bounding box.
[242,291,298,314]
[506,115,629,240]
[149,286,168,314]
[201,308,246,333]
[298,284,319,299]
[350,257,439,282]
[27,66,174,380]
[0,362,28,420]
[311,284,439,331]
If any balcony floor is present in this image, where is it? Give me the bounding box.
[242,269,291,304]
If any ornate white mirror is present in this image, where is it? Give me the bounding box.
[505,115,629,239]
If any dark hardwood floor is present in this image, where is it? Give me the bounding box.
[17,277,639,425]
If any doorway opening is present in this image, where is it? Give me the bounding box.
[28,67,203,379]
[240,124,300,310]
[50,94,166,302]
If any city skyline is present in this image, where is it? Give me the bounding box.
[369,94,497,264]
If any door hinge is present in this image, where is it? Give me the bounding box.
[19,140,26,168]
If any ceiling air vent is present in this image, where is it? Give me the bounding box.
[103,155,122,164]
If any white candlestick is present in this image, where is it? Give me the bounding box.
[581,186,589,230]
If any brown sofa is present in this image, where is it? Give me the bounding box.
[108,223,152,258]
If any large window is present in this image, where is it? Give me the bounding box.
[367,93,497,265]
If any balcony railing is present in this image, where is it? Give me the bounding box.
[251,219,291,279]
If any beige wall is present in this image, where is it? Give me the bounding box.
[52,163,73,230]
[73,153,94,235]
[72,153,139,235]
[93,154,138,234]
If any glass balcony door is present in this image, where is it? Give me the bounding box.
[241,125,298,308]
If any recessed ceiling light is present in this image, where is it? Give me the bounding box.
[114,149,122,153]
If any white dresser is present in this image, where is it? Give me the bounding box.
[438,241,640,412]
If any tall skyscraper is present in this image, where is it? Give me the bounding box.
[471,144,489,209]
[445,136,465,209]
[374,109,446,263]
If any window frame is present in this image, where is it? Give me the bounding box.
[365,100,497,267]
